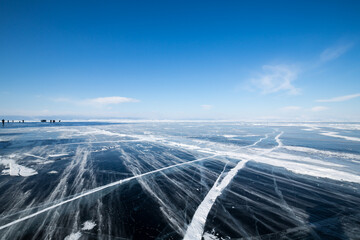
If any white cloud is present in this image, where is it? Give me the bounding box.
[316,93,360,102]
[311,106,328,112]
[280,106,302,111]
[201,105,212,110]
[84,96,139,105]
[251,65,300,95]
[320,43,353,62]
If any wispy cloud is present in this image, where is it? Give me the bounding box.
[317,93,360,102]
[201,105,212,110]
[311,106,328,112]
[320,43,353,62]
[52,97,72,103]
[280,106,329,112]
[52,96,140,106]
[280,106,302,111]
[251,65,300,95]
[83,96,139,106]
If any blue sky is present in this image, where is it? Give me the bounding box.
[1,0,360,120]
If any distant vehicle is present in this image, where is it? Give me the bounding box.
[41,120,47,122]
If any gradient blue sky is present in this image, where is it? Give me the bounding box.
[1,0,360,120]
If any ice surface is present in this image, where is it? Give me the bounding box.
[0,122,359,239]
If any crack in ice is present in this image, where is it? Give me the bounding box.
[0,154,218,230]
[183,132,283,239]
[183,160,248,240]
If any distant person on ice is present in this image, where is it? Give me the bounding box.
[2,119,4,127]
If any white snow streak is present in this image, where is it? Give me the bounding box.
[320,131,360,142]
[48,154,68,158]
[183,160,248,240]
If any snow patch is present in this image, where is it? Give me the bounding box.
[203,232,220,240]
[48,153,68,158]
[0,159,38,177]
[64,232,81,240]
[82,220,96,230]
[223,135,237,138]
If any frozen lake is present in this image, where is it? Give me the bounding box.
[0,122,359,239]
